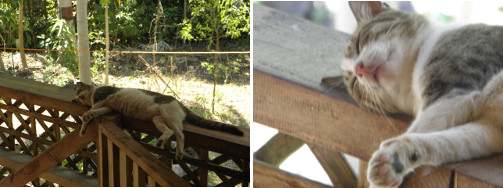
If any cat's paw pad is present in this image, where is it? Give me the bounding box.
[368,138,421,188]
[368,153,403,187]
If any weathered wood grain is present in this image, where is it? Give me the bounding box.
[254,133,304,167]
[253,159,331,188]
[254,71,409,160]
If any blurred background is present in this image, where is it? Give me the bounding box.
[252,1,503,186]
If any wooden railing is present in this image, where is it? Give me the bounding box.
[0,74,250,186]
[253,4,503,188]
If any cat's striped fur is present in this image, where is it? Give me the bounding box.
[337,2,503,187]
[74,82,243,160]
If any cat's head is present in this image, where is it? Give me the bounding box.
[73,82,95,107]
[341,2,425,115]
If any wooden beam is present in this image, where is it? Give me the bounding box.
[446,154,503,187]
[99,118,190,187]
[308,144,356,188]
[254,71,409,161]
[0,120,98,186]
[0,148,97,187]
[254,133,304,167]
[253,159,331,188]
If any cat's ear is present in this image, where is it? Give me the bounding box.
[349,1,385,24]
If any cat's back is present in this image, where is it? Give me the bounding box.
[421,24,503,106]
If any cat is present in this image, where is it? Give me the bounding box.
[73,82,244,160]
[324,2,503,187]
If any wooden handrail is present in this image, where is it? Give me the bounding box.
[98,116,190,186]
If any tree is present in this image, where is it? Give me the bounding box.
[180,0,250,112]
[77,0,92,84]
[18,0,27,68]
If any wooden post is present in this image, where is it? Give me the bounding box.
[254,133,304,167]
[308,144,357,188]
[18,0,27,68]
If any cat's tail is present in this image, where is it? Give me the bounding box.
[184,110,244,136]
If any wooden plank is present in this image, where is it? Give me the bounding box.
[197,147,209,187]
[401,166,451,188]
[446,155,503,187]
[253,159,331,188]
[107,139,120,186]
[254,71,409,160]
[454,172,497,188]
[253,4,351,98]
[358,160,369,188]
[122,117,250,159]
[133,163,146,187]
[148,176,156,187]
[254,132,304,167]
[99,119,190,187]
[98,128,109,186]
[0,147,97,187]
[308,144,356,188]
[120,151,133,187]
[0,120,98,186]
[0,75,88,117]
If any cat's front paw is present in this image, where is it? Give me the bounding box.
[82,111,96,123]
[368,137,421,188]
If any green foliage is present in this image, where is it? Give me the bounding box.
[37,18,78,75]
[0,1,20,46]
[179,0,250,49]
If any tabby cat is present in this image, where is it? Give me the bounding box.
[331,2,503,187]
[74,82,244,160]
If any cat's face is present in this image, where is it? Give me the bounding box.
[341,2,424,114]
[74,82,94,107]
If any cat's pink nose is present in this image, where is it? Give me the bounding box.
[355,63,374,77]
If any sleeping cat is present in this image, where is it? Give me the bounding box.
[327,2,503,187]
[73,82,244,160]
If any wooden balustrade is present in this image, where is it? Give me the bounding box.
[0,74,250,186]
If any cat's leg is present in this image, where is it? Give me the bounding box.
[80,102,113,136]
[152,115,175,147]
[82,101,112,123]
[159,103,186,160]
[367,121,503,188]
[407,90,484,133]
